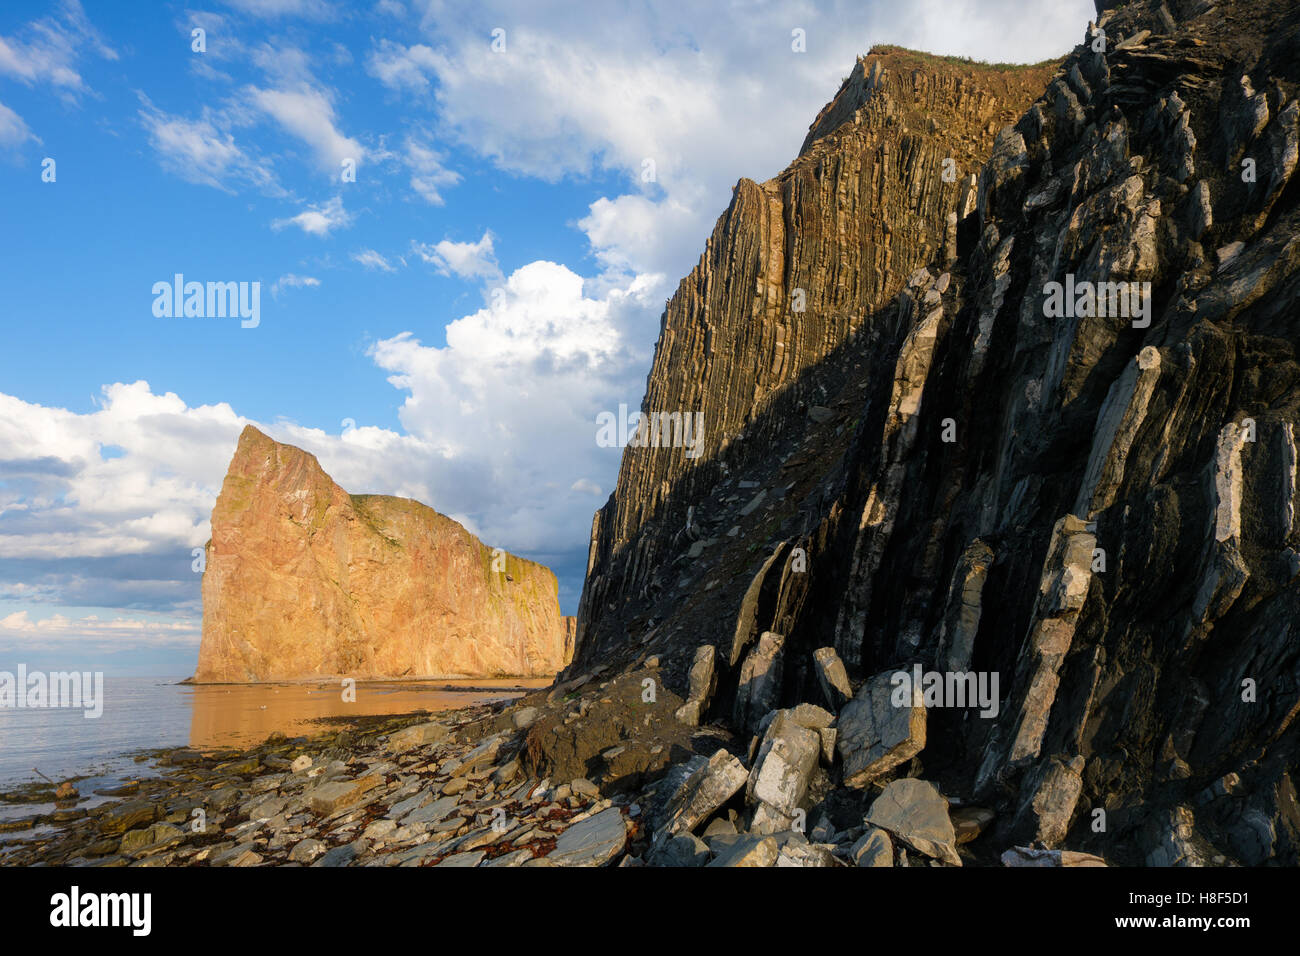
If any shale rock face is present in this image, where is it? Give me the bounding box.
[568,1,1300,867]
[193,426,573,682]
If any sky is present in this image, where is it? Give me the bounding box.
[0,0,1094,675]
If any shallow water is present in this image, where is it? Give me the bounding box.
[0,675,543,820]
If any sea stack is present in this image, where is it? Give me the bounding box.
[192,425,574,682]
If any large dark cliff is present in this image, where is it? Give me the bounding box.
[559,0,1300,866]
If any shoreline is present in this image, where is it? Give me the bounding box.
[0,684,651,868]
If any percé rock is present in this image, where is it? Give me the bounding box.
[561,0,1300,867]
[193,426,573,682]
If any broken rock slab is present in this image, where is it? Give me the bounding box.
[385,721,449,753]
[548,807,628,867]
[813,647,853,710]
[674,644,718,726]
[866,778,962,866]
[734,632,786,734]
[746,710,821,831]
[850,827,894,867]
[1001,846,1107,866]
[836,670,927,787]
[305,775,382,816]
[656,749,749,842]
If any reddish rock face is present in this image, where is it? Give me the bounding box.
[193,426,573,682]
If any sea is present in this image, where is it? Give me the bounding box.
[0,676,542,838]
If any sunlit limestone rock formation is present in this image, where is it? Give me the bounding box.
[193,426,573,682]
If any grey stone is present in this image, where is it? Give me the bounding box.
[746,710,821,824]
[836,671,927,787]
[656,750,749,841]
[850,827,893,867]
[866,778,961,866]
[734,631,786,733]
[813,647,853,710]
[548,807,627,867]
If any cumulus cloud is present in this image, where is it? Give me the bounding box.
[272,195,351,235]
[368,261,657,550]
[392,0,1092,283]
[411,230,498,280]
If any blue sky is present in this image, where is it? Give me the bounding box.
[0,0,1092,675]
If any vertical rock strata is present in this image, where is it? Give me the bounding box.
[571,1,1300,866]
[194,426,573,682]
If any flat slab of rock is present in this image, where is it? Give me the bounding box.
[548,807,627,866]
[836,670,926,787]
[386,721,449,752]
[1001,846,1107,866]
[306,774,382,816]
[866,778,961,866]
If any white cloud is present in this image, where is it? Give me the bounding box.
[271,273,321,296]
[0,0,117,99]
[353,249,397,272]
[394,0,1092,284]
[272,195,351,236]
[0,101,37,149]
[411,230,499,280]
[138,97,275,192]
[368,261,658,549]
[0,610,200,648]
[403,133,460,205]
[248,84,364,171]
[367,39,440,94]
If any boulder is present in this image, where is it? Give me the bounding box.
[746,710,821,829]
[836,671,927,787]
[866,778,962,866]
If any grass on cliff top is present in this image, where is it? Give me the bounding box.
[864,44,1062,73]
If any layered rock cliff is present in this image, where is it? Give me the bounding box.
[563,0,1300,867]
[193,426,573,682]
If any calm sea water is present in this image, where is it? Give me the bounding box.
[0,676,541,795]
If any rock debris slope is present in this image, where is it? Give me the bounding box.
[193,426,573,682]
[560,0,1300,866]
